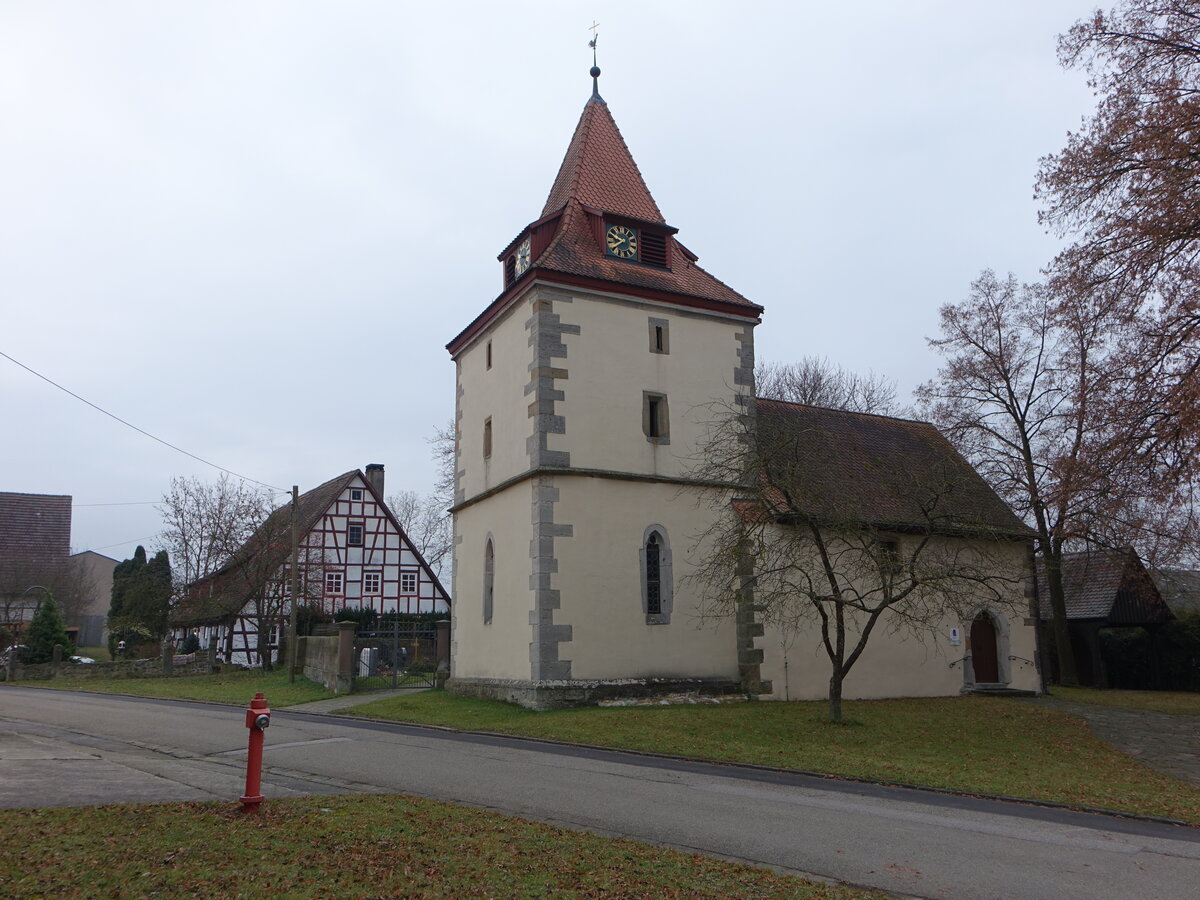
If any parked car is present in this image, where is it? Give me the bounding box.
[0,645,27,666]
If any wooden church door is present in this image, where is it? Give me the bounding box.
[970,613,1000,683]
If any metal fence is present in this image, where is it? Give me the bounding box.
[351,620,439,691]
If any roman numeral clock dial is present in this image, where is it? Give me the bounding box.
[606,224,638,259]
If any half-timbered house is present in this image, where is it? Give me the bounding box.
[171,465,450,667]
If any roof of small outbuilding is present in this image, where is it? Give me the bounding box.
[1035,548,1174,624]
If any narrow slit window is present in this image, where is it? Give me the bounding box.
[486,340,493,370]
[483,417,493,458]
[648,398,661,437]
[648,318,669,354]
[642,392,670,443]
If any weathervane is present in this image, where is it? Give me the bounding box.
[589,21,602,99]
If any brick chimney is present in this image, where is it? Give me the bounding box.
[365,463,385,498]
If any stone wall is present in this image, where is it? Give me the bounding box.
[296,621,355,694]
[7,650,218,682]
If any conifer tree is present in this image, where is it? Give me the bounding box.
[24,593,73,664]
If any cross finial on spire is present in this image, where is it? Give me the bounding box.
[588,22,602,100]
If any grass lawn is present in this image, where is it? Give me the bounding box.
[1049,685,1200,716]
[0,795,878,899]
[346,691,1200,823]
[5,667,334,707]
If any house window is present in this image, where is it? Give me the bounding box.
[648,317,669,354]
[483,538,495,625]
[400,571,417,594]
[877,538,901,575]
[325,571,344,595]
[364,571,382,594]
[486,340,493,370]
[483,417,493,459]
[348,522,364,547]
[643,392,670,443]
[640,526,673,624]
[350,488,363,501]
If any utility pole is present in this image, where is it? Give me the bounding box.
[287,485,300,683]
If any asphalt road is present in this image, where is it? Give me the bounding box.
[2,686,1197,899]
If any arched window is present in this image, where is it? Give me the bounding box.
[646,534,662,615]
[640,526,673,624]
[483,538,495,625]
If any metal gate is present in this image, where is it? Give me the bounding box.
[351,620,438,692]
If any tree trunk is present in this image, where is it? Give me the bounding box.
[1042,546,1079,686]
[828,670,844,723]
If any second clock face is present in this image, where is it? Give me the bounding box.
[606,224,638,259]
[515,238,531,275]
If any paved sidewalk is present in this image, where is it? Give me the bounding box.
[279,687,429,714]
[1029,696,1200,786]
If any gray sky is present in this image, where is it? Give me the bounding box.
[1,1,1097,564]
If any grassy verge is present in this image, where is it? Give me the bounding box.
[0,795,877,899]
[4,667,333,707]
[346,691,1200,822]
[1049,685,1200,716]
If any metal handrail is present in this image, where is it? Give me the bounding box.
[1008,655,1035,666]
[948,655,971,669]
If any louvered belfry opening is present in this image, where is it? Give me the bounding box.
[639,230,668,268]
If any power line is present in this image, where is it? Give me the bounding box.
[85,534,161,553]
[1,348,284,492]
[74,501,161,508]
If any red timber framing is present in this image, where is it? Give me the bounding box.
[299,478,449,617]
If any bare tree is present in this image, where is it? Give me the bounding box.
[386,490,451,582]
[158,474,275,589]
[917,270,1200,684]
[690,393,1027,722]
[385,419,456,584]
[1037,0,1200,470]
[756,358,898,415]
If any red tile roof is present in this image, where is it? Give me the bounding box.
[448,94,760,355]
[542,97,664,223]
[533,198,757,310]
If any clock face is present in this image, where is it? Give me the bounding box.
[606,224,638,259]
[515,238,531,275]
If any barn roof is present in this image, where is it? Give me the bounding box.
[0,491,72,568]
[1036,549,1174,624]
[751,399,1032,538]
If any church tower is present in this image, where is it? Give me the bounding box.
[446,64,764,708]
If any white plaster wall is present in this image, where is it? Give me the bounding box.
[451,487,534,681]
[553,290,753,479]
[552,477,739,680]
[758,539,1040,700]
[456,290,536,499]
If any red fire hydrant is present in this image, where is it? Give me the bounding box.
[240,692,271,813]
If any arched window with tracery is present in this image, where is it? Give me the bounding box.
[640,526,673,624]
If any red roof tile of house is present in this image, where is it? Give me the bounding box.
[533,198,757,309]
[447,92,760,355]
[542,97,664,223]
